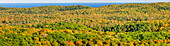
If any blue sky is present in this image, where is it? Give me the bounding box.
[0,0,169,3]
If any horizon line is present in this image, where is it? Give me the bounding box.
[0,2,169,3]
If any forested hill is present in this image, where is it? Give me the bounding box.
[0,5,92,14]
[0,2,170,46]
[0,2,169,14]
[0,2,169,25]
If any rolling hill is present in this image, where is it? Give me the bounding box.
[0,2,169,46]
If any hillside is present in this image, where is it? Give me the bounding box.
[0,2,170,46]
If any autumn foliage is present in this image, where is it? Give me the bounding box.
[0,2,170,46]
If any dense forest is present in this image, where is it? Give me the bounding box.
[0,2,170,46]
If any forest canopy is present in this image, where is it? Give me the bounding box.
[0,2,170,46]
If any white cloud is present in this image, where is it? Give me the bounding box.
[0,0,169,3]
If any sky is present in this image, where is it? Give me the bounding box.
[0,0,169,3]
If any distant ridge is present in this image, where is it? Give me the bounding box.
[0,2,169,8]
[0,2,169,14]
